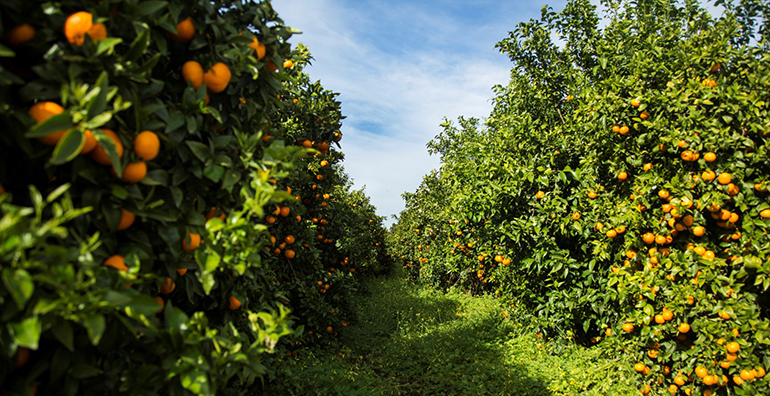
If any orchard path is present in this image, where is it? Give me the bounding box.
[264,267,631,396]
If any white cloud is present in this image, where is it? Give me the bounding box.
[276,0,554,225]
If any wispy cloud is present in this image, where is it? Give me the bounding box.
[277,0,566,224]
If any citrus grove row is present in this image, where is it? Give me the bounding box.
[389,0,769,395]
[0,0,387,395]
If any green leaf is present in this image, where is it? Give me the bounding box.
[186,141,210,162]
[0,44,15,57]
[9,316,42,349]
[203,165,224,182]
[26,112,73,138]
[94,38,123,57]
[180,369,211,396]
[86,71,109,120]
[92,129,122,173]
[51,129,85,165]
[141,169,169,186]
[2,268,34,309]
[222,170,241,190]
[70,364,100,379]
[53,320,75,351]
[125,23,151,62]
[83,112,112,129]
[138,1,169,15]
[82,314,106,346]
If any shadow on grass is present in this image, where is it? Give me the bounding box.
[268,268,551,395]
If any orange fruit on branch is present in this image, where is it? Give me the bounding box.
[121,161,147,183]
[28,102,68,145]
[168,17,195,42]
[91,129,124,165]
[203,62,231,93]
[182,61,204,89]
[183,232,201,251]
[5,24,36,46]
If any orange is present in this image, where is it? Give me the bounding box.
[727,183,739,196]
[117,209,135,230]
[229,296,242,310]
[283,59,294,69]
[692,226,705,236]
[658,190,669,199]
[612,125,620,133]
[249,37,266,60]
[160,278,175,294]
[634,363,646,372]
[739,370,754,381]
[725,341,740,353]
[203,62,231,93]
[134,131,160,160]
[284,249,295,259]
[757,367,766,377]
[618,171,628,181]
[182,61,204,89]
[177,268,188,276]
[606,229,617,238]
[703,375,716,386]
[695,366,708,378]
[643,163,652,171]
[571,212,580,220]
[5,24,36,46]
[654,314,665,324]
[169,17,195,42]
[717,173,731,185]
[677,323,690,333]
[704,152,716,162]
[587,191,597,198]
[761,209,770,218]
[720,361,730,369]
[640,111,649,119]
[64,12,92,45]
[655,235,667,244]
[183,232,201,251]
[280,206,290,217]
[80,130,98,154]
[326,326,333,333]
[28,102,67,145]
[535,190,545,199]
[622,323,634,332]
[642,233,655,244]
[87,23,107,42]
[154,296,165,314]
[103,255,128,271]
[619,125,629,134]
[284,235,296,244]
[122,161,147,183]
[726,352,737,361]
[631,97,641,107]
[674,375,686,386]
[266,216,276,224]
[91,129,124,165]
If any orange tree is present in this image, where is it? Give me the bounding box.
[389,0,769,394]
[0,0,386,395]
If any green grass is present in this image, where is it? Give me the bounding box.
[264,267,637,395]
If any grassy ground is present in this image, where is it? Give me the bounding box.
[264,267,637,395]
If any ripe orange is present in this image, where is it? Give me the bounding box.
[695,367,708,378]
[64,12,106,45]
[103,255,128,271]
[177,268,188,276]
[612,125,620,133]
[91,129,124,165]
[704,152,716,162]
[739,370,754,381]
[229,296,242,310]
[606,229,617,238]
[183,232,201,251]
[655,235,667,244]
[284,249,296,259]
[618,171,628,181]
[726,341,740,353]
[249,37,266,60]
[280,206,290,217]
[284,235,296,244]
[535,190,544,199]
[78,130,98,154]
[640,111,649,120]
[642,233,655,244]
[757,367,766,378]
[28,102,68,145]
[571,212,581,220]
[654,314,665,324]
[643,163,653,171]
[677,323,690,333]
[622,323,634,332]
[619,125,629,134]
[122,161,147,183]
[631,97,641,107]
[587,191,597,198]
[117,209,135,230]
[717,173,731,185]
[182,61,204,89]
[160,278,175,294]
[760,209,770,218]
[5,24,36,46]
[134,131,160,161]
[674,375,686,386]
[169,17,195,42]
[203,62,231,93]
[154,296,165,313]
[283,59,294,69]
[658,190,669,199]
[634,363,646,372]
[326,326,333,333]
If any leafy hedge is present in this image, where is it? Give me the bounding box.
[0,0,387,395]
[389,0,769,394]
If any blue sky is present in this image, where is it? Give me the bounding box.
[277,0,568,225]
